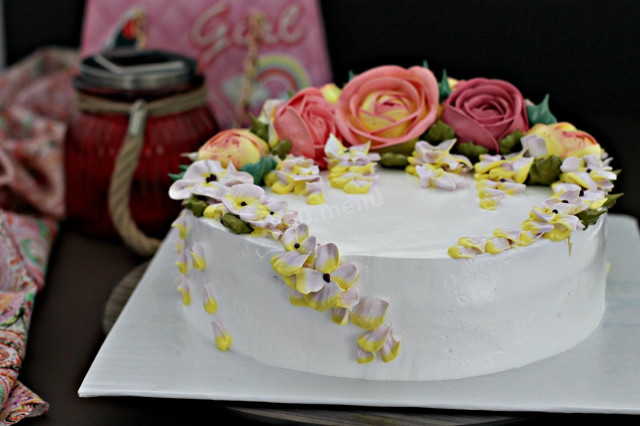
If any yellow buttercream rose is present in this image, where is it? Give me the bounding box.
[526,122,601,159]
[197,129,269,169]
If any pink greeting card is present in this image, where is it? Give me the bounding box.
[81,0,332,129]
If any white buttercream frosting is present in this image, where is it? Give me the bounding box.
[181,169,608,381]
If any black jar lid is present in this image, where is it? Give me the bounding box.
[77,49,201,91]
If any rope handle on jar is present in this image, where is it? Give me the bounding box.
[77,86,209,256]
[107,100,160,256]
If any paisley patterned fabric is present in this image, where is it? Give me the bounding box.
[0,47,76,422]
[0,211,50,422]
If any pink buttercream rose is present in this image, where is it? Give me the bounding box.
[273,88,340,167]
[334,65,439,150]
[441,78,529,152]
[197,129,269,169]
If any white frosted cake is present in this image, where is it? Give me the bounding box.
[168,65,619,381]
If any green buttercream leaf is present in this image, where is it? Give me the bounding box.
[422,59,429,69]
[498,129,525,155]
[526,94,558,126]
[577,193,623,229]
[348,69,355,82]
[380,152,409,168]
[439,69,452,103]
[286,90,295,99]
[240,156,278,185]
[270,139,292,159]
[454,142,489,163]
[527,155,562,185]
[183,196,208,218]
[424,120,455,143]
[577,208,607,229]
[169,171,185,181]
[249,113,269,142]
[604,192,624,209]
[169,164,190,181]
[220,213,253,234]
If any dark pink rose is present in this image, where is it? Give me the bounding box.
[441,78,529,152]
[273,88,339,167]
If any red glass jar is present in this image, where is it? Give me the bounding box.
[65,50,218,238]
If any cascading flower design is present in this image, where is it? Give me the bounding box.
[270,222,400,363]
[559,154,617,192]
[405,139,472,190]
[448,162,615,258]
[324,134,381,194]
[473,150,533,210]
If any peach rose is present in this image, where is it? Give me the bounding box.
[334,65,439,150]
[525,122,602,159]
[273,88,340,167]
[441,78,529,152]
[197,129,269,169]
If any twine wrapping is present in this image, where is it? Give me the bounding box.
[76,85,208,256]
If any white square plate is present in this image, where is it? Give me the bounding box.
[79,214,640,414]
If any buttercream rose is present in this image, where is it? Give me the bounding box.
[441,78,529,152]
[525,122,601,159]
[335,66,439,150]
[197,129,269,169]
[273,88,339,167]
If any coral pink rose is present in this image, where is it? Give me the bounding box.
[273,88,340,167]
[334,65,439,150]
[197,129,269,169]
[441,78,529,152]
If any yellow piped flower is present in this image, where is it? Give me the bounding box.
[357,330,388,353]
[357,349,376,364]
[191,243,206,271]
[204,296,217,314]
[203,284,218,314]
[381,338,401,363]
[171,213,188,239]
[474,151,532,210]
[203,203,226,219]
[324,135,380,195]
[175,261,188,275]
[269,155,324,205]
[178,287,190,306]
[211,320,232,351]
[177,277,191,306]
[289,291,310,307]
[215,333,232,351]
[351,296,388,331]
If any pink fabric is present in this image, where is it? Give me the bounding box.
[0,48,77,218]
[81,0,332,129]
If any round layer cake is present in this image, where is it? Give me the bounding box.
[180,169,607,381]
